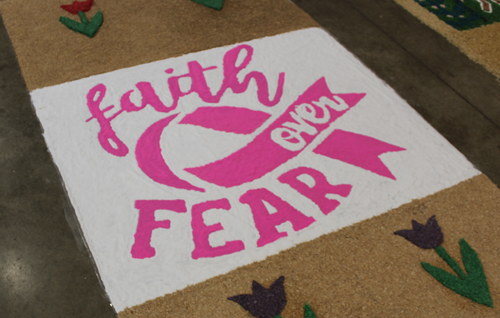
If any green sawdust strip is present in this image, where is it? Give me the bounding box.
[118,174,500,317]
[0,0,318,91]
[191,0,224,10]
[393,0,500,79]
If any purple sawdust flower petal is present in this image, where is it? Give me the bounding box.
[411,219,425,231]
[394,215,443,249]
[426,215,440,229]
[269,276,285,296]
[252,280,268,295]
[228,276,287,318]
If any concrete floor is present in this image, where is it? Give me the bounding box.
[0,0,499,317]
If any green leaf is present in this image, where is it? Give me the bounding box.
[460,239,493,307]
[304,303,318,318]
[422,262,465,290]
[421,239,493,307]
[435,245,466,280]
[191,0,224,10]
[59,16,84,33]
[59,11,103,38]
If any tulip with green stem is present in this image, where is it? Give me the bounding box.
[395,215,493,307]
[59,0,103,38]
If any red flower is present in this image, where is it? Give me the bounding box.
[60,0,94,15]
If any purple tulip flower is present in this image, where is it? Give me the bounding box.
[228,276,287,318]
[394,215,443,249]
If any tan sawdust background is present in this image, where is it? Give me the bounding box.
[0,0,317,91]
[120,174,500,317]
[393,0,500,79]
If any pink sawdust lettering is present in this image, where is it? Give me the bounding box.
[313,130,406,180]
[87,44,285,156]
[278,167,352,215]
[120,82,171,113]
[191,199,245,259]
[185,77,365,187]
[166,63,219,109]
[217,44,285,106]
[166,45,284,108]
[239,188,315,247]
[135,114,205,192]
[131,200,187,259]
[86,84,129,157]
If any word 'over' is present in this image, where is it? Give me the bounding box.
[271,95,348,151]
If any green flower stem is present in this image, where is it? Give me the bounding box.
[274,316,282,318]
[435,245,466,280]
[78,11,88,24]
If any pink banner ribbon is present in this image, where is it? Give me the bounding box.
[136,77,405,191]
[179,106,271,134]
[313,130,405,180]
[184,77,367,187]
